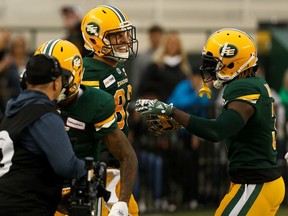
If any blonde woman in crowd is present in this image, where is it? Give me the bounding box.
[137,30,191,102]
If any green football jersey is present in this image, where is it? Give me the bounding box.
[60,85,118,160]
[82,57,131,136]
[222,77,280,182]
[82,57,132,167]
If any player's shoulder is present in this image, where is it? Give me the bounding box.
[83,57,110,78]
[224,77,264,96]
[82,85,114,105]
[223,77,268,105]
[78,85,116,121]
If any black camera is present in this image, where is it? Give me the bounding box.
[69,157,111,216]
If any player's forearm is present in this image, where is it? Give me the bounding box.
[103,129,138,204]
[191,109,245,142]
[171,107,192,128]
[119,151,138,203]
[173,108,245,142]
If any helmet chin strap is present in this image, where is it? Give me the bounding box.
[57,88,67,103]
[213,80,223,89]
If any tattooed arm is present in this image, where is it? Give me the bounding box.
[102,127,138,203]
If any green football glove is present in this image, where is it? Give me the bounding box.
[135,99,174,117]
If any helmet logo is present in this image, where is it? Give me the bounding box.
[220,44,238,58]
[86,22,100,36]
[116,68,121,74]
[72,55,82,71]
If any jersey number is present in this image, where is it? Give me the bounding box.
[114,85,132,129]
[264,84,277,150]
[0,131,14,177]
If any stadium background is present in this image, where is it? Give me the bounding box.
[1,0,288,91]
[1,0,288,215]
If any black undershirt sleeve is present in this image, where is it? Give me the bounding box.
[186,108,245,142]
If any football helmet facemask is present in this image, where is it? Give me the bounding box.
[200,28,258,89]
[35,39,84,103]
[81,4,138,62]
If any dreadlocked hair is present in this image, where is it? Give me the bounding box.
[237,65,258,79]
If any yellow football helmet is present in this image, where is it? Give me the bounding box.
[35,39,84,102]
[81,4,138,62]
[200,28,258,89]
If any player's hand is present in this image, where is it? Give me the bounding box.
[146,114,181,136]
[135,99,174,117]
[108,201,128,216]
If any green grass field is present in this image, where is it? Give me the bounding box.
[142,205,288,216]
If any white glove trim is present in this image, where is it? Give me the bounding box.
[108,201,128,216]
[106,168,121,204]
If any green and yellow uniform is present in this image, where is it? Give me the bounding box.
[82,58,131,166]
[82,58,131,136]
[82,57,138,216]
[223,77,279,181]
[188,77,285,215]
[60,85,117,159]
[55,85,118,216]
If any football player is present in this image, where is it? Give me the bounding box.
[81,4,139,216]
[34,39,138,216]
[135,28,285,215]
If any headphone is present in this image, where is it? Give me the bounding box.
[20,70,27,90]
[41,54,63,81]
[20,54,64,90]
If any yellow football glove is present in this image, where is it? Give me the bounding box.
[145,114,181,136]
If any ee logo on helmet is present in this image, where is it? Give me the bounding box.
[72,55,82,71]
[220,44,238,58]
[86,22,100,36]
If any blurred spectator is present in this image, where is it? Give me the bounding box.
[61,6,90,57]
[280,69,288,124]
[167,70,211,210]
[130,25,164,97]
[137,30,191,102]
[278,69,288,204]
[0,29,21,121]
[130,109,164,213]
[167,70,210,113]
[9,34,31,75]
[136,30,191,212]
[278,69,288,157]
